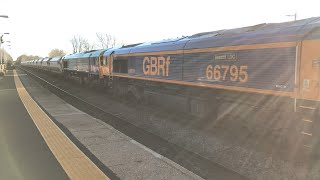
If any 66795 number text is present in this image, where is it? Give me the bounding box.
[206,65,248,83]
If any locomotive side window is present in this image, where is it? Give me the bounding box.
[100,57,103,66]
[63,60,68,69]
[95,57,99,66]
[103,56,107,65]
[113,56,128,73]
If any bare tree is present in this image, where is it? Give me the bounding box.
[83,39,90,52]
[83,39,97,51]
[71,33,124,53]
[96,33,107,49]
[70,36,78,53]
[96,33,120,49]
[78,36,85,52]
[118,40,127,47]
[70,35,84,53]
[90,42,97,51]
[48,49,66,57]
[71,35,96,53]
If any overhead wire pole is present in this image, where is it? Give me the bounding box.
[286,13,297,21]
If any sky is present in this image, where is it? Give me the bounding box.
[0,0,319,60]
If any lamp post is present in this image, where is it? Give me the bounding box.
[0,14,9,64]
[4,43,11,63]
[0,33,10,64]
[0,15,9,73]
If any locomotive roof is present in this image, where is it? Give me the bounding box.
[50,56,62,62]
[42,57,51,62]
[129,37,189,54]
[111,17,320,54]
[102,48,119,56]
[64,49,108,59]
[63,17,320,59]
[90,49,108,56]
[184,17,320,50]
[63,52,87,59]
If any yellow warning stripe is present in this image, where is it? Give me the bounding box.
[302,119,313,123]
[301,132,312,136]
[13,70,109,180]
[299,105,316,110]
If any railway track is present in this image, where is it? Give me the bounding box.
[18,66,249,180]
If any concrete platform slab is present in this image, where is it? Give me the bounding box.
[109,156,197,180]
[54,114,105,131]
[87,140,155,166]
[72,128,128,146]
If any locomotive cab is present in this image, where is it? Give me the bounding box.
[98,55,108,78]
[99,50,114,78]
[298,38,320,101]
[98,55,103,75]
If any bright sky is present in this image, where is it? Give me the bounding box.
[1,0,319,60]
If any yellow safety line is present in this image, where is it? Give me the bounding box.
[301,132,313,136]
[304,145,312,148]
[299,105,316,110]
[13,70,109,180]
[302,119,313,123]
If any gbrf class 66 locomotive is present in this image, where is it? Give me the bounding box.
[22,17,320,150]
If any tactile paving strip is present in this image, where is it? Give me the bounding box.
[13,70,109,180]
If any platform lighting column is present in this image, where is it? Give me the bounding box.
[3,42,11,63]
[0,33,9,64]
[0,15,9,64]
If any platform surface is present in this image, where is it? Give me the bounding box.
[17,70,206,180]
[0,71,69,180]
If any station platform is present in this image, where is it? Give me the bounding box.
[0,70,69,180]
[0,70,204,180]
